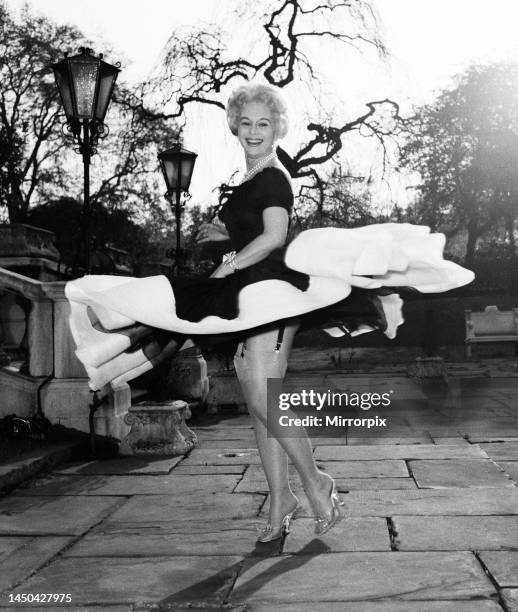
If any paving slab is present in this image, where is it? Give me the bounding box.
[432,436,471,445]
[258,478,417,495]
[133,608,245,612]
[103,492,264,524]
[324,435,434,445]
[470,435,518,443]
[283,517,390,552]
[311,425,423,439]
[171,464,246,475]
[335,477,417,490]
[471,437,518,443]
[394,516,518,550]
[10,555,243,606]
[235,461,409,495]
[230,551,494,604]
[17,473,241,496]
[0,443,76,492]
[496,461,518,482]
[460,421,518,438]
[0,605,130,612]
[408,459,514,488]
[239,475,415,498]
[340,488,518,516]
[55,456,183,475]
[502,588,518,612]
[246,601,502,611]
[479,551,518,587]
[180,448,262,465]
[193,428,255,441]
[197,440,260,449]
[480,442,518,460]
[63,519,263,557]
[0,536,72,591]
[195,416,253,428]
[314,444,488,461]
[0,496,123,535]
[319,459,409,477]
[435,402,511,415]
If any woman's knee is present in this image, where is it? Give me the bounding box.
[233,318,300,384]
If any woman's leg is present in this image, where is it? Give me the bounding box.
[250,412,297,525]
[234,329,297,532]
[234,320,338,527]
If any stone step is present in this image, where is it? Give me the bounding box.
[0,441,78,493]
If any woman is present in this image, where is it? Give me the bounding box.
[196,83,348,540]
[65,82,474,542]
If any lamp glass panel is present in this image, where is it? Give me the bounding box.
[70,58,99,119]
[180,157,195,190]
[52,61,74,119]
[95,64,118,122]
[162,158,179,190]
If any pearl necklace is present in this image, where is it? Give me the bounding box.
[240,151,277,185]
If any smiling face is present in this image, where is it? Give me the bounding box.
[237,101,276,162]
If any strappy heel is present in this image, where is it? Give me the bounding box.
[257,500,301,543]
[313,478,345,536]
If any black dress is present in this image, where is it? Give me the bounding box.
[171,167,383,336]
[65,165,474,390]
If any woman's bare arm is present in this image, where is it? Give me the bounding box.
[234,207,288,267]
[210,207,288,277]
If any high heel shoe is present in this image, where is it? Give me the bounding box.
[313,478,345,536]
[257,500,301,543]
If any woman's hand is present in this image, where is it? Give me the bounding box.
[196,222,229,244]
[209,263,234,278]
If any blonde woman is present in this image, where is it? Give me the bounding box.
[66,82,474,543]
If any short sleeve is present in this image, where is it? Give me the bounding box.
[254,167,293,214]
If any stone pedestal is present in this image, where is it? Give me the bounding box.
[41,379,131,439]
[166,345,209,403]
[407,356,448,379]
[206,370,247,414]
[119,400,198,456]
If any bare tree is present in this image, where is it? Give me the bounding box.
[0,3,85,221]
[124,0,402,214]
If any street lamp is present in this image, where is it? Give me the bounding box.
[51,47,120,275]
[158,143,197,273]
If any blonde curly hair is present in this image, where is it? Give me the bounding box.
[226,83,289,139]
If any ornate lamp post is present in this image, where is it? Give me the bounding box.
[51,47,120,275]
[158,143,197,273]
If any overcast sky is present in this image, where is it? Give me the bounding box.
[7,0,518,207]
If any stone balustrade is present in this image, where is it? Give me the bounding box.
[0,223,208,452]
[0,223,60,261]
[0,266,130,439]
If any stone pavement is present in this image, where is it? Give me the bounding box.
[1,361,518,611]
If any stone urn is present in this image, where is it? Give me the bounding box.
[119,400,198,456]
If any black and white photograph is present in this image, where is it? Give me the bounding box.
[1,0,518,609]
